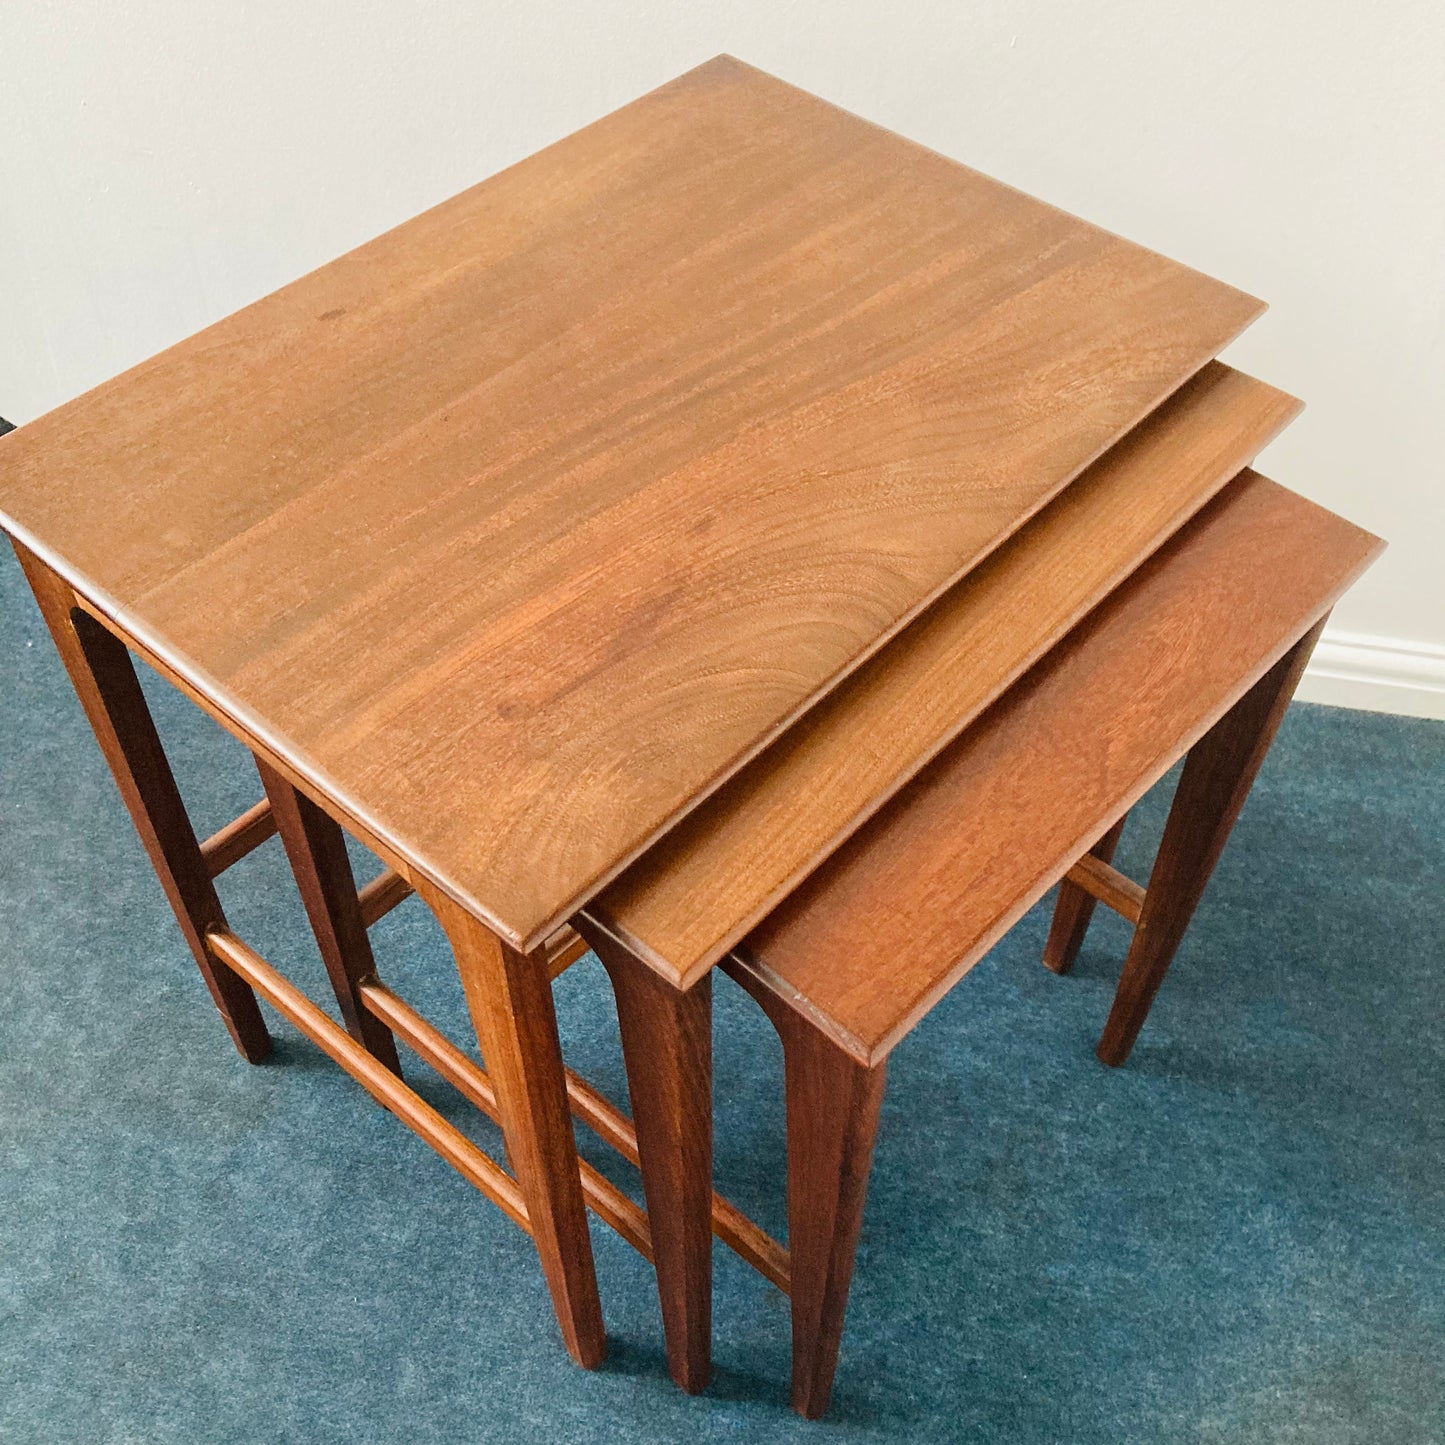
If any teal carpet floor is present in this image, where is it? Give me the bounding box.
[2,537,1443,1443]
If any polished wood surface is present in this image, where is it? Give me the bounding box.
[558,1066,790,1294]
[422,886,607,1368]
[732,474,1383,1065]
[356,977,654,1265]
[356,865,416,929]
[728,964,888,1420]
[1096,619,1325,1065]
[199,797,277,878]
[587,363,1299,985]
[1063,846,1145,927]
[589,935,715,1393]
[208,928,531,1231]
[258,759,404,1074]
[14,542,273,1062]
[0,58,1262,952]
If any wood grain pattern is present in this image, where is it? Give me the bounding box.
[0,58,1262,951]
[1095,619,1325,1065]
[731,473,1382,1065]
[14,541,273,1062]
[587,363,1299,984]
[420,884,606,1368]
[589,933,715,1393]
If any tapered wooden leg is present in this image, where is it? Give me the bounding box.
[421,883,605,1368]
[15,542,271,1062]
[728,968,886,1420]
[588,930,713,1393]
[1043,814,1129,974]
[1097,618,1327,1067]
[781,1022,886,1419]
[256,758,401,1075]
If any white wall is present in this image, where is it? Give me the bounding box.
[3,1,1442,714]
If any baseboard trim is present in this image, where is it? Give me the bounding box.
[1296,629,1445,720]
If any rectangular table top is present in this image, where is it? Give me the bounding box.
[583,363,1301,986]
[0,56,1263,950]
[731,472,1384,1063]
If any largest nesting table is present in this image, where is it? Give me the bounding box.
[1,56,1314,1377]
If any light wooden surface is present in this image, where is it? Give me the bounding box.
[586,363,1299,984]
[0,57,1262,951]
[731,473,1383,1064]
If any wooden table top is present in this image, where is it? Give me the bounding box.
[731,473,1383,1063]
[0,56,1263,950]
[584,363,1301,986]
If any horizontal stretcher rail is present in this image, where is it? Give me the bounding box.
[360,980,791,1294]
[357,868,415,927]
[200,799,277,878]
[205,928,531,1232]
[1063,854,1146,924]
[358,979,653,1261]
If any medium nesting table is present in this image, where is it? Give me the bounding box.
[0,55,1371,1410]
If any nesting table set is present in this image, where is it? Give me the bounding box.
[1,58,1382,1420]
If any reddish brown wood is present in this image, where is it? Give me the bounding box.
[1096,618,1327,1066]
[1066,853,1146,925]
[728,963,886,1419]
[13,539,271,1062]
[544,926,590,981]
[356,978,653,1262]
[706,477,1378,1416]
[207,929,529,1229]
[587,363,1301,986]
[421,883,606,1369]
[585,924,714,1392]
[356,867,414,927]
[0,59,1263,956]
[1043,815,1129,974]
[257,759,402,1074]
[199,798,278,877]
[734,475,1382,1066]
[559,1065,790,1292]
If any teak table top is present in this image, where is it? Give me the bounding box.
[0,56,1263,950]
[584,363,1300,986]
[735,472,1383,1062]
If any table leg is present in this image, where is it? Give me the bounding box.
[727,966,887,1420]
[1097,617,1328,1066]
[588,932,714,1393]
[421,884,606,1368]
[257,759,402,1075]
[1043,813,1129,975]
[13,541,271,1063]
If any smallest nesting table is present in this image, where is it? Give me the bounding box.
[581,469,1380,1414]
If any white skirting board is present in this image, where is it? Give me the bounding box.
[1295,629,1445,720]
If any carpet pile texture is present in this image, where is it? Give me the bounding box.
[2,540,1442,1443]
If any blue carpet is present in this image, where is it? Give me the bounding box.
[2,537,1442,1444]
